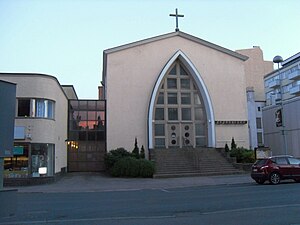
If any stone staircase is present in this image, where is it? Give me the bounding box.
[151,147,243,178]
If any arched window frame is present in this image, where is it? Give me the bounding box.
[148,50,215,149]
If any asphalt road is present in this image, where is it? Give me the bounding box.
[2,182,300,225]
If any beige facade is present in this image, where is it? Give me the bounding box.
[103,32,257,153]
[0,73,68,176]
[236,47,273,101]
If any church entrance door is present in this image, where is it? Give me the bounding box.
[167,123,194,148]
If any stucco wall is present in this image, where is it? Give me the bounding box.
[105,36,250,152]
[0,74,68,173]
[236,47,273,101]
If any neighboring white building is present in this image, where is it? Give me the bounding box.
[236,47,273,149]
[263,52,300,157]
[0,73,68,179]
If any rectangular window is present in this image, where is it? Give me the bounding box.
[17,99,30,117]
[155,124,165,136]
[195,108,203,120]
[257,132,263,146]
[4,143,29,178]
[180,79,190,89]
[195,123,205,136]
[181,93,191,104]
[168,93,177,104]
[36,99,47,117]
[182,108,191,120]
[196,137,206,147]
[155,138,165,147]
[157,93,164,104]
[48,100,54,119]
[155,108,164,120]
[168,108,178,120]
[256,118,262,129]
[167,78,177,89]
[31,143,54,177]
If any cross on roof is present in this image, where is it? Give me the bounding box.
[169,8,184,32]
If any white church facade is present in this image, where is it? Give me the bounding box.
[102,31,273,155]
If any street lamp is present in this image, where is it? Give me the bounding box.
[273,55,288,155]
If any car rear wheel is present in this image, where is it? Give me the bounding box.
[269,172,281,185]
[255,178,265,184]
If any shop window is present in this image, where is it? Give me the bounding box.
[31,144,54,177]
[4,144,29,178]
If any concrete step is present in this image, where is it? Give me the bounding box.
[152,147,243,177]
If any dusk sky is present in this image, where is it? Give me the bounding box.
[1,0,299,99]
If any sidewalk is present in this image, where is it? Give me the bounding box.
[7,172,253,193]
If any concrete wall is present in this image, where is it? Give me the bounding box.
[0,74,68,174]
[105,36,249,152]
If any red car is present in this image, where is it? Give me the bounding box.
[251,155,300,185]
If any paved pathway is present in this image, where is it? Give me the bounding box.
[6,172,253,193]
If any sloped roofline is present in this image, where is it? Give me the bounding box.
[102,31,248,84]
[103,31,248,61]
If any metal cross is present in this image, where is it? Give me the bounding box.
[169,8,184,32]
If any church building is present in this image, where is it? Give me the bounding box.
[102,30,272,156]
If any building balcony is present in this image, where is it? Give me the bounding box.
[290,84,300,95]
[268,80,281,88]
[288,69,300,80]
[273,93,282,101]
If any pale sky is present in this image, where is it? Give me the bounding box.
[0,0,299,99]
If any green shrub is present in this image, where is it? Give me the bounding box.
[132,137,140,159]
[231,137,237,150]
[230,147,255,163]
[104,148,131,171]
[139,159,155,178]
[140,145,145,159]
[111,157,139,177]
[225,143,229,152]
[111,157,155,178]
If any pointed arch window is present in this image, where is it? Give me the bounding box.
[152,60,207,148]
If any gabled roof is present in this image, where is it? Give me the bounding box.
[103,31,248,61]
[102,31,248,84]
